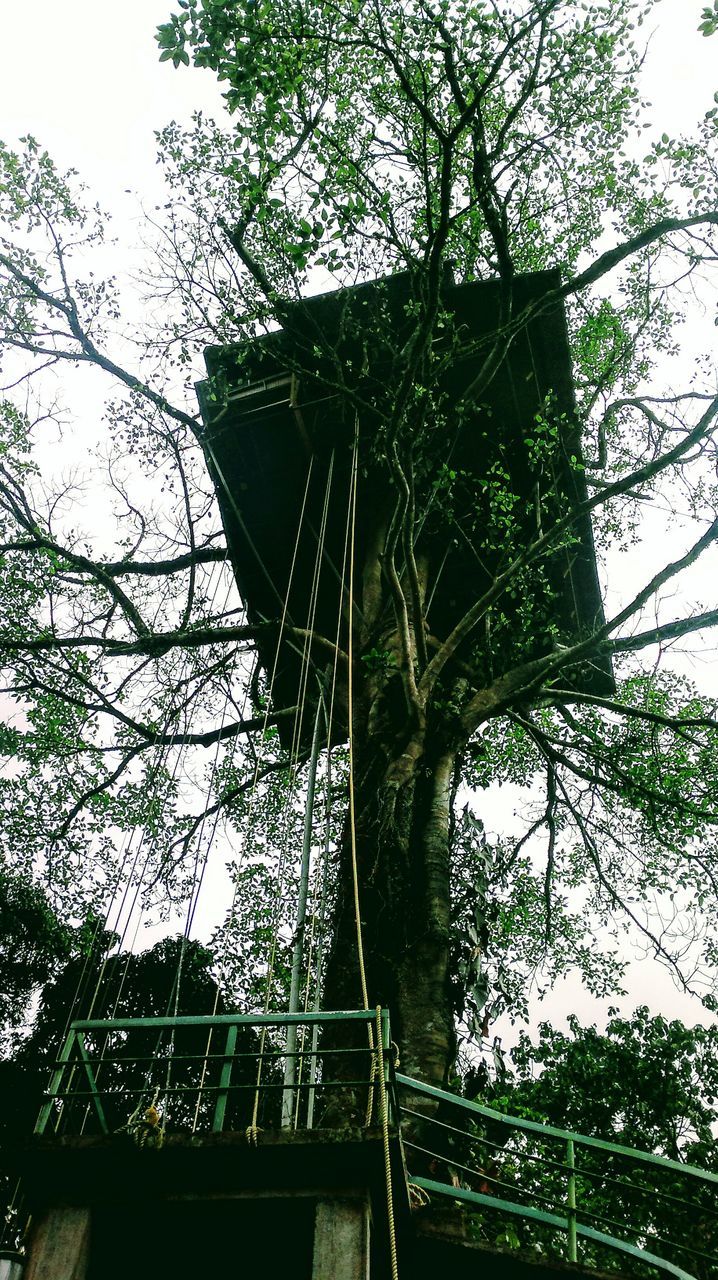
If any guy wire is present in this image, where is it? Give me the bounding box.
[248,451,335,1131]
[54,550,232,1135]
[190,450,321,1132]
[347,417,371,1017]
[301,442,356,1126]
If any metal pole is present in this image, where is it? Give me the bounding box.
[380,1009,394,1124]
[566,1137,578,1263]
[307,722,332,1129]
[282,685,325,1127]
[35,1029,76,1135]
[212,1023,238,1133]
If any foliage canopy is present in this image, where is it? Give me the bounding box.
[0,1,717,1078]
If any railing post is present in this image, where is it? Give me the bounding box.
[566,1137,578,1264]
[75,1031,109,1134]
[212,1023,238,1133]
[35,1028,76,1135]
[306,1022,319,1130]
[380,1009,393,1124]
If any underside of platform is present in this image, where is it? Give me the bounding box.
[198,269,614,747]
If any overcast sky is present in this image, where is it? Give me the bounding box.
[1,1,716,215]
[1,1,717,1037]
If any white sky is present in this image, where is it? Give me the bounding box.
[1,1,717,1042]
[1,1,716,222]
[0,0,224,207]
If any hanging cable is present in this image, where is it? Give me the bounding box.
[301,446,356,1126]
[347,418,371,1016]
[93,443,307,1130]
[190,655,259,1134]
[339,417,379,1127]
[299,711,333,1129]
[281,672,328,1126]
[147,436,319,1129]
[73,555,235,1133]
[83,541,231,1027]
[246,451,336,1135]
[159,638,251,1127]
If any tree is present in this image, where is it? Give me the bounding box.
[492,1010,718,1273]
[699,2,718,36]
[0,862,72,1048]
[505,1008,718,1165]
[0,0,717,1093]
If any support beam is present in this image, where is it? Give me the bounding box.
[312,1196,370,1280]
[24,1207,90,1280]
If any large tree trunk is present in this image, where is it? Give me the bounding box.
[318,468,467,1116]
[322,670,458,1093]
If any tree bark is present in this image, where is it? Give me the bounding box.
[322,668,458,1095]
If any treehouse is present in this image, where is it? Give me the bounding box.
[11,276,713,1280]
[197,268,613,747]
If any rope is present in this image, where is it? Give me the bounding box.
[76,650,212,1134]
[293,725,331,1128]
[185,653,259,1134]
[76,465,292,1131]
[376,1006,400,1280]
[89,543,231,1024]
[161,638,252,1125]
[219,453,317,1011]
[104,435,318,1135]
[90,541,233,1019]
[75,556,236,1129]
[291,451,335,753]
[58,544,232,1139]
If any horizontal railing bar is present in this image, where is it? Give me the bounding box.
[70,1010,385,1032]
[571,1169,718,1219]
[56,1045,367,1068]
[201,1079,375,1093]
[400,1106,570,1177]
[412,1178,699,1280]
[578,1221,700,1280]
[399,1106,718,1220]
[397,1074,718,1186]
[414,1175,567,1229]
[403,1140,560,1211]
[572,1207,717,1265]
[44,1078,375,1101]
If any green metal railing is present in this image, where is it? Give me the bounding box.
[396,1073,718,1280]
[35,1013,718,1278]
[36,1009,391,1139]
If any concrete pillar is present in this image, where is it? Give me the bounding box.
[0,1257,24,1280]
[312,1196,370,1280]
[24,1207,90,1280]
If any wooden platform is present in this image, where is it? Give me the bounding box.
[198,269,614,747]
